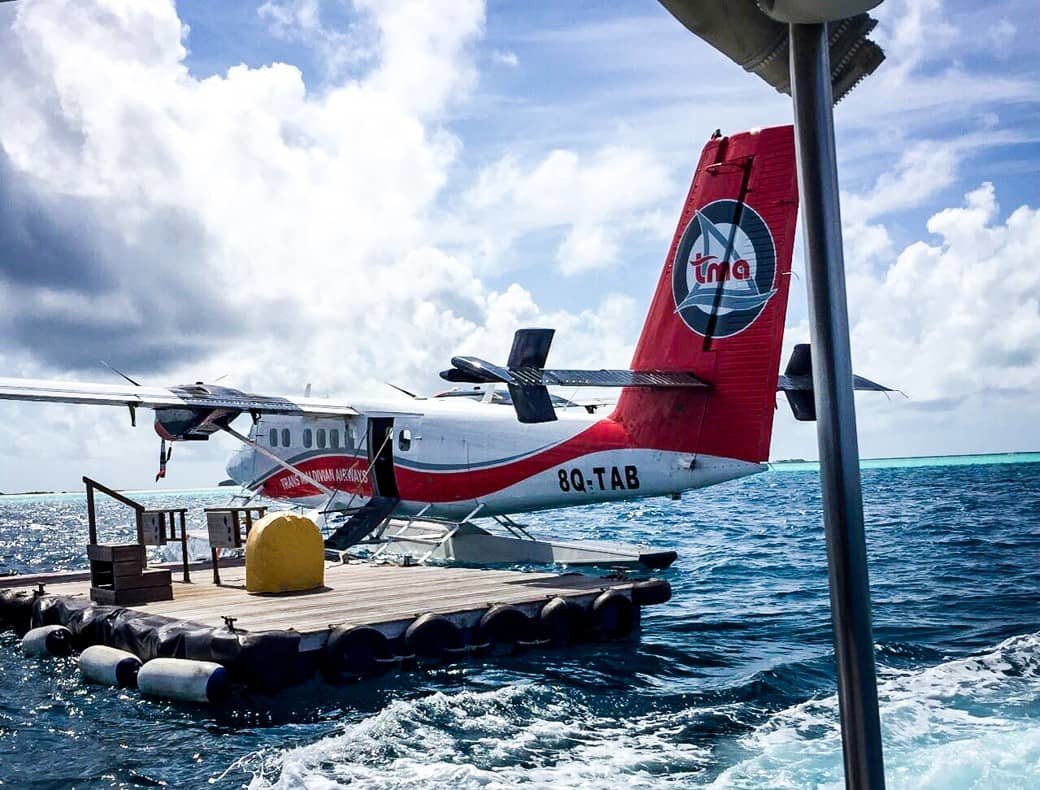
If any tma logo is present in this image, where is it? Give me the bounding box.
[672,199,777,339]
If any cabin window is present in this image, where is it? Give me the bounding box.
[399,429,412,452]
[347,425,357,449]
[330,429,339,448]
[269,428,278,447]
[281,428,290,447]
[303,428,313,448]
[317,428,327,449]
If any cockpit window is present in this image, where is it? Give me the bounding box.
[282,428,290,447]
[269,428,278,447]
[303,428,312,449]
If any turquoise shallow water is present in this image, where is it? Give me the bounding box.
[770,451,1040,472]
[0,462,1038,788]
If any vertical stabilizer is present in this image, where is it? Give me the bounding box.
[613,125,799,463]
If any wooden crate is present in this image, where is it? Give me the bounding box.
[88,543,172,605]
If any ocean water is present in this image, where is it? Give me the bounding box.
[0,461,1037,788]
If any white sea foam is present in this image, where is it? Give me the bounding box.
[711,631,1040,789]
[243,683,720,788]
[242,632,1040,789]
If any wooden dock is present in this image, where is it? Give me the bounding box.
[7,561,662,647]
[0,486,672,698]
[0,559,671,692]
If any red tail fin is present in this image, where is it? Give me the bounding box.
[613,125,798,463]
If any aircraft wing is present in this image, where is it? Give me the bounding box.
[0,378,358,417]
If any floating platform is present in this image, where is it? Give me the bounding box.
[0,558,671,696]
[362,518,679,569]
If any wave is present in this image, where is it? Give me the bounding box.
[240,632,1040,789]
[710,631,1040,789]
[241,683,724,788]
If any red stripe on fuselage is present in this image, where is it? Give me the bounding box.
[260,419,631,503]
[260,454,373,499]
[395,419,630,502]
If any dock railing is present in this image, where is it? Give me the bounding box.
[203,506,267,585]
[83,476,191,583]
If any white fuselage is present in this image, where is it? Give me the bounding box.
[225,396,762,519]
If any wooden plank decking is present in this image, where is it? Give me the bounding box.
[5,561,629,638]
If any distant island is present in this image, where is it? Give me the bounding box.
[771,451,1040,471]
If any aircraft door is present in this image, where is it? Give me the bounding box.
[367,417,399,498]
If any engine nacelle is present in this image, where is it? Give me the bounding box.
[153,408,237,441]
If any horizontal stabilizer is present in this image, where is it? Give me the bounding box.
[441,329,710,423]
[442,362,708,389]
[776,344,896,421]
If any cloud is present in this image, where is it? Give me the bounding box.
[795,182,1040,406]
[0,0,652,489]
[987,19,1016,52]
[461,146,674,275]
[0,0,484,381]
[0,145,238,372]
[843,142,960,228]
[777,154,1040,460]
[258,0,323,37]
[1,0,1038,490]
[490,49,518,67]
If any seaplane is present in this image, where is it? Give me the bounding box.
[0,125,891,569]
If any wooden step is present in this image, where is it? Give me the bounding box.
[90,584,174,606]
[113,569,171,591]
[87,543,145,565]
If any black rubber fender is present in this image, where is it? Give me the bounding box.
[114,613,180,660]
[539,597,585,646]
[590,590,636,640]
[631,580,672,607]
[477,604,532,653]
[404,613,465,660]
[51,598,105,650]
[0,589,36,635]
[30,595,62,629]
[203,630,244,666]
[322,625,394,681]
[239,630,308,690]
[8,593,37,637]
[91,606,129,648]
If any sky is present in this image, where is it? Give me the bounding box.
[0,0,1038,492]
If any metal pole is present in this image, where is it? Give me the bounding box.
[788,22,885,789]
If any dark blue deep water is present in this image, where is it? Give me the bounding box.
[0,462,1038,788]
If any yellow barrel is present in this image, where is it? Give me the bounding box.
[245,512,325,594]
